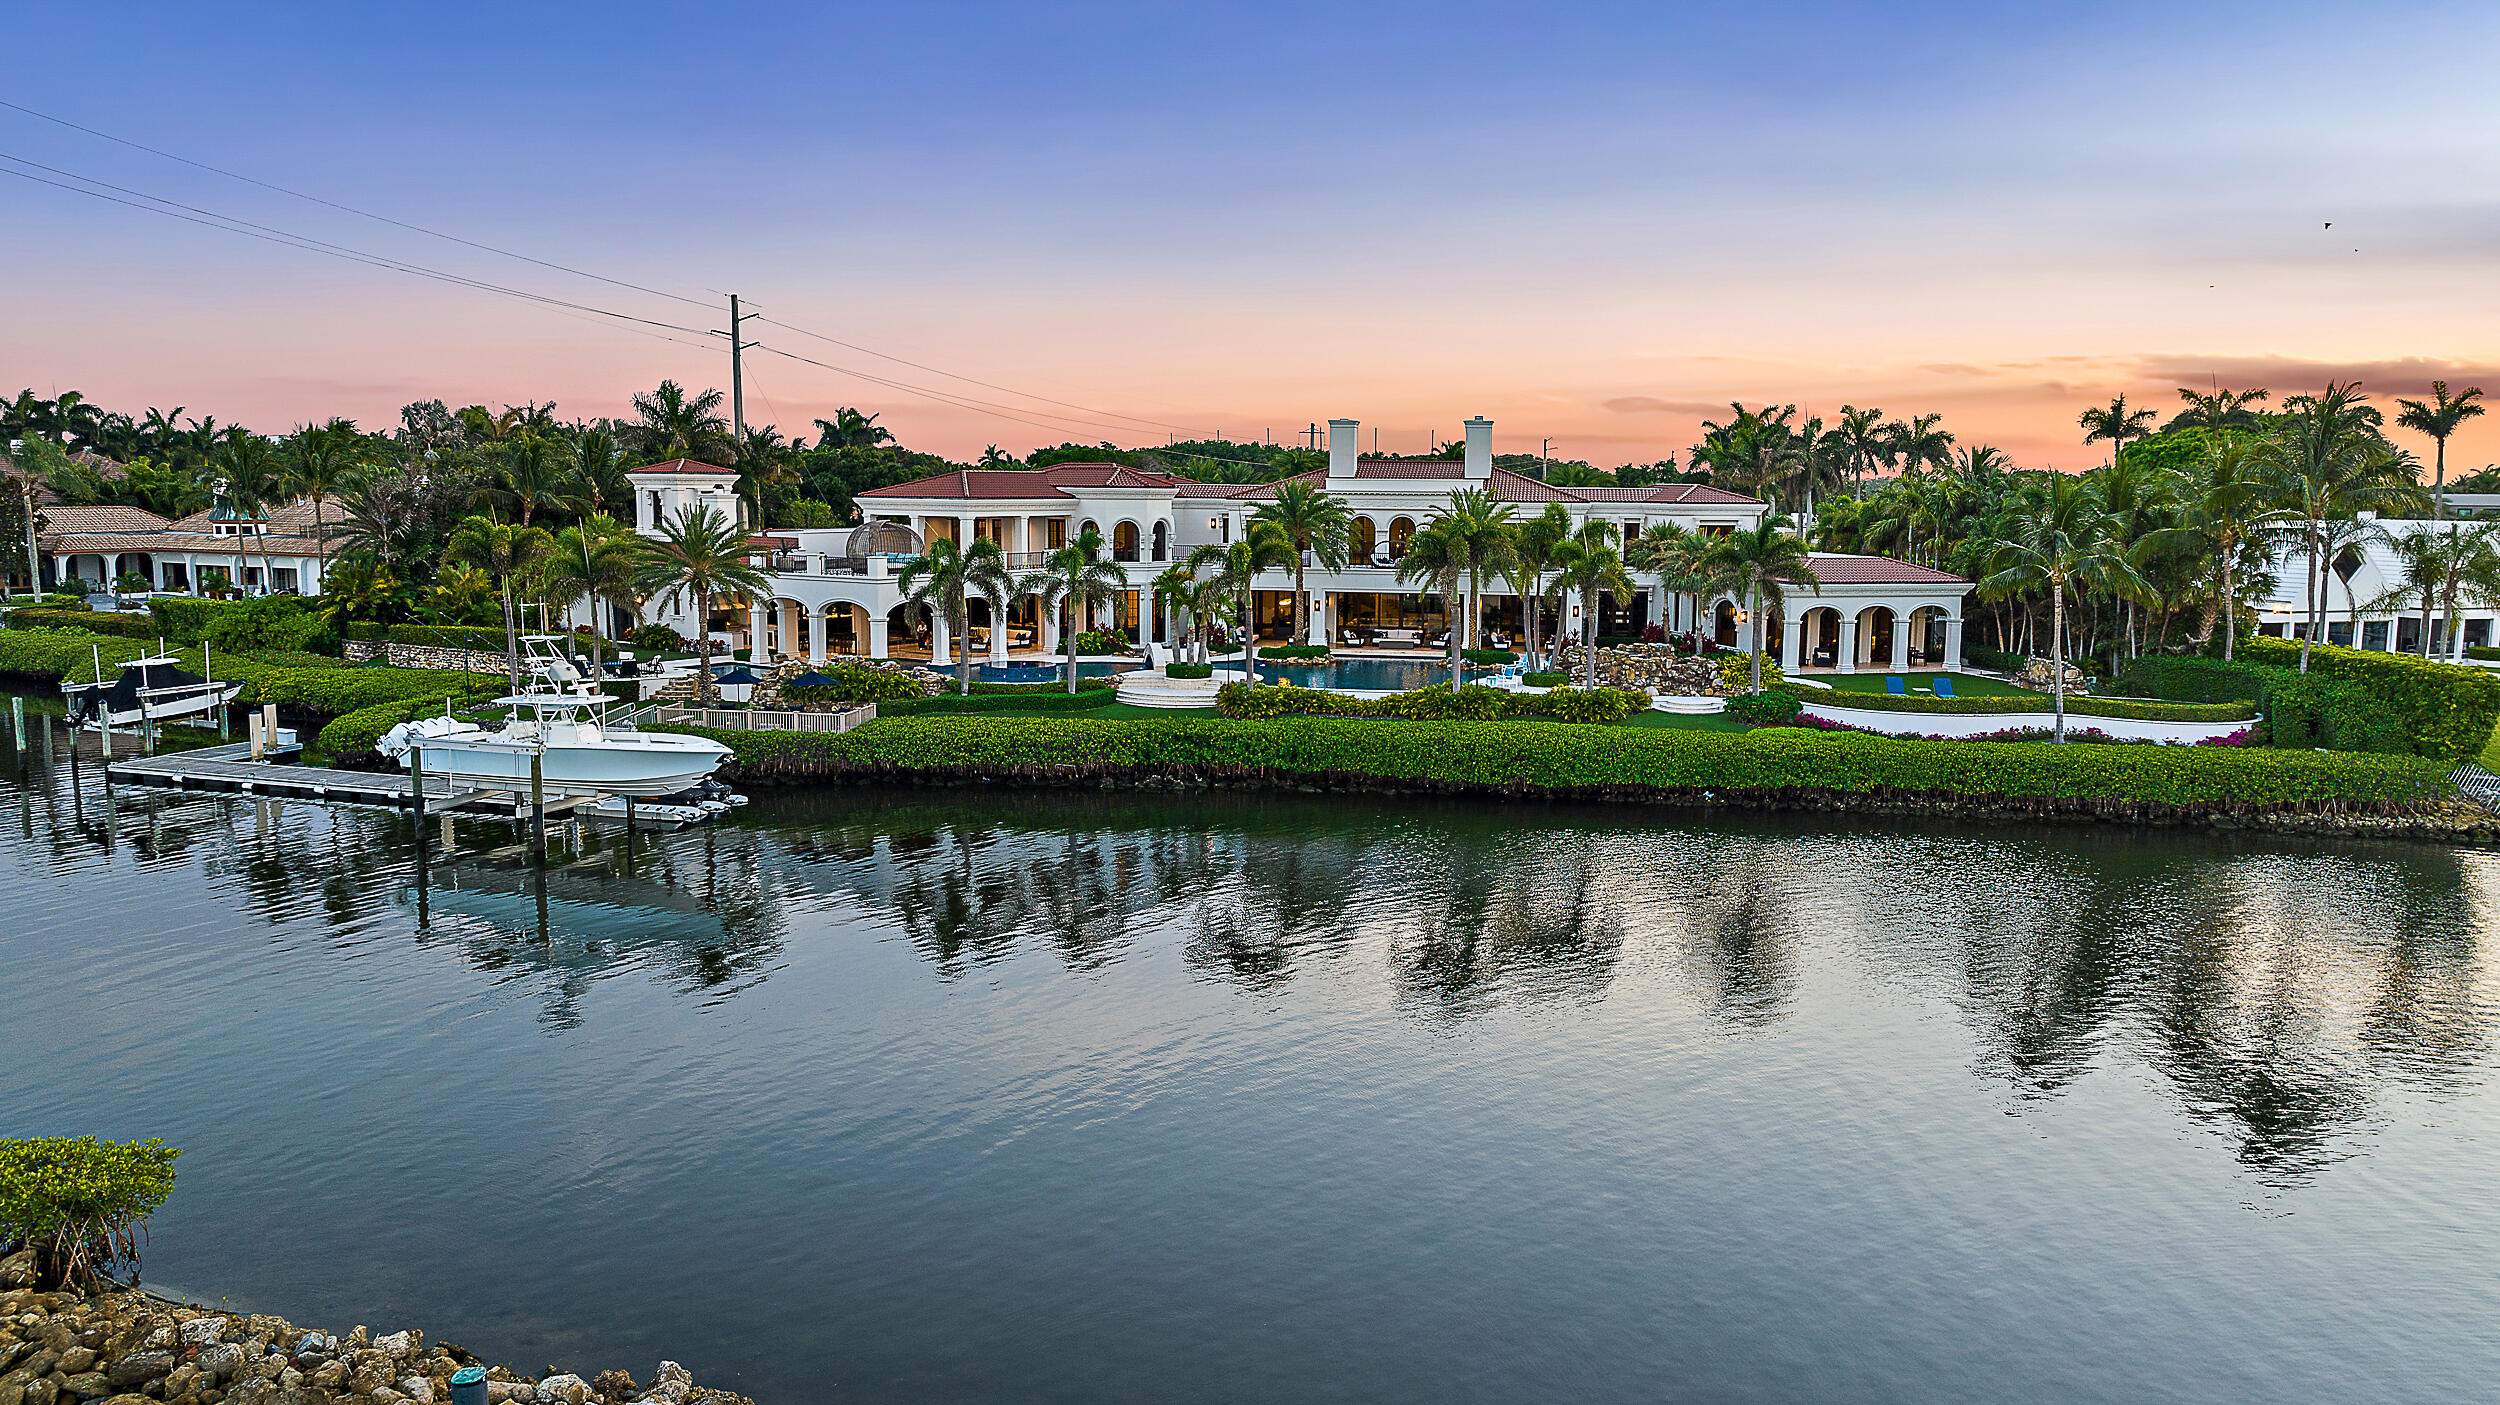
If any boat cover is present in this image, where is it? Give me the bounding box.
[68,660,212,722]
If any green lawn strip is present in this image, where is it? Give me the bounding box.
[655,715,2447,812]
[1811,670,2032,698]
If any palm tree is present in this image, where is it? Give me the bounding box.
[2395,381,2486,520]
[633,503,770,707]
[1696,518,1818,693]
[1251,479,1353,645]
[977,445,1018,467]
[630,380,731,463]
[1627,521,1704,642]
[1882,412,1956,482]
[2170,431,2291,660]
[493,431,582,527]
[1152,564,1227,665]
[812,408,894,451]
[2172,385,2269,433]
[333,472,425,579]
[734,424,795,528]
[2079,394,2158,467]
[2262,382,2418,671]
[1976,475,2147,740]
[1188,524,1297,675]
[1549,532,1638,689]
[1832,405,1887,495]
[1504,502,1576,667]
[546,514,642,677]
[2432,524,2500,659]
[448,515,556,693]
[281,418,365,574]
[1020,527,1129,693]
[568,424,628,517]
[2090,449,2179,660]
[898,535,1016,695]
[212,433,286,596]
[1393,488,1516,691]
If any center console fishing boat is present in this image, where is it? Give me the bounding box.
[376,637,732,798]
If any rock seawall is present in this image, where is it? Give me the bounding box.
[0,1256,749,1405]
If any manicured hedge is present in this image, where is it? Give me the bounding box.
[2109,656,2270,704]
[0,626,485,716]
[967,676,1117,695]
[654,715,2454,815]
[879,688,1120,716]
[1217,681,1648,724]
[1461,648,1519,665]
[1168,663,1214,679]
[1523,671,1567,688]
[4,607,159,639]
[2233,636,2500,760]
[1260,644,1329,660]
[1797,688,2255,722]
[1964,647,2024,673]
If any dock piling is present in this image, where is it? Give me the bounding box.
[529,750,547,859]
[10,696,22,751]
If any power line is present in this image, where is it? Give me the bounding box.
[0,96,717,311]
[0,152,717,345]
[754,315,1210,439]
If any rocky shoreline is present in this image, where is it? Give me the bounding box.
[0,1255,749,1405]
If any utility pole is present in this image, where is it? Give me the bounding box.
[714,294,760,525]
[1541,437,1554,480]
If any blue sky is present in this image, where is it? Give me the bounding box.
[9,1,2500,467]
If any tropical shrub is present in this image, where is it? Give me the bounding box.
[880,688,1120,716]
[1215,681,1645,724]
[1717,653,1782,690]
[0,1135,180,1288]
[1964,647,2023,673]
[630,623,686,652]
[1259,644,1329,660]
[659,715,2454,814]
[2470,645,2500,662]
[785,663,930,704]
[1167,663,1214,679]
[1523,671,1567,688]
[37,593,87,609]
[3,607,158,639]
[2233,636,2500,760]
[387,622,510,652]
[205,597,335,655]
[146,596,232,643]
[2109,656,2272,704]
[966,677,1116,695]
[1461,648,1519,665]
[1073,629,1132,656]
[1726,690,1803,725]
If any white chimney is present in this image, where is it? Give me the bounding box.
[1327,418,1358,481]
[1463,417,1493,480]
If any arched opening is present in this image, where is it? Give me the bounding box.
[1113,521,1140,562]
[1857,606,1897,668]
[1714,598,1739,647]
[1907,606,1949,666]
[1350,517,1376,563]
[888,603,929,659]
[1388,517,1415,559]
[1151,520,1169,562]
[1799,607,1841,668]
[824,602,859,656]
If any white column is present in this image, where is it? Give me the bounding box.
[1838,613,1859,673]
[1040,601,1061,657]
[748,601,767,661]
[990,600,1010,664]
[1944,617,1965,670]
[1889,611,1911,671]
[1307,590,1329,646]
[807,606,827,664]
[1779,606,1803,673]
[867,611,890,660]
[1129,591,1146,648]
[931,614,953,666]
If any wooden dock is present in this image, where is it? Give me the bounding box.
[104,743,584,818]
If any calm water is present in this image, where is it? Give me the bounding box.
[4,716,2499,1402]
[1219,657,1489,691]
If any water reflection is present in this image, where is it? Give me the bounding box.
[5,711,2496,1186]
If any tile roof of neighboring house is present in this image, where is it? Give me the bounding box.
[37,506,172,535]
[166,495,343,535]
[1799,553,1969,586]
[626,459,737,477]
[858,463,1201,500]
[39,531,328,557]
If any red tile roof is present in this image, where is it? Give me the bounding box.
[858,463,1199,500]
[1800,553,1969,586]
[37,506,172,535]
[626,459,736,477]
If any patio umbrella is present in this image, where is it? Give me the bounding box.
[711,666,760,685]
[787,670,842,688]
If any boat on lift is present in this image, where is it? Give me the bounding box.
[375,636,732,798]
[62,644,241,732]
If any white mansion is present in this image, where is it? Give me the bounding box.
[633,417,1976,672]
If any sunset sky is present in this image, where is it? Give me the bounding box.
[9,1,2500,473]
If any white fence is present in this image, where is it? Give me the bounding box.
[654,703,877,732]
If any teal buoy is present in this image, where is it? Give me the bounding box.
[449,1366,487,1405]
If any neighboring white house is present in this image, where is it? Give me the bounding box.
[37,497,342,597]
[635,418,1975,670]
[2252,512,2495,656]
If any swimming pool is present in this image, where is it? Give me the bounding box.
[978,661,1134,683]
[1214,657,1490,693]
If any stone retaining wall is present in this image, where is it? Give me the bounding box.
[0,1256,751,1405]
[342,641,511,674]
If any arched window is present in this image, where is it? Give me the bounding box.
[1388,517,1415,559]
[1113,521,1141,562]
[1350,517,1376,561]
[1151,520,1169,561]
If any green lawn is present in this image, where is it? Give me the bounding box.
[2482,730,2500,772]
[1811,670,2032,698]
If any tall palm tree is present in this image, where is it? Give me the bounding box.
[734,424,795,528]
[546,514,642,677]
[333,471,426,579]
[212,433,286,596]
[2172,385,2269,433]
[2090,450,2179,660]
[1394,488,1516,690]
[1696,517,1818,692]
[2432,524,2500,659]
[1832,405,1887,495]
[898,535,1016,695]
[1627,521,1704,643]
[568,424,628,517]
[2079,394,2158,468]
[1976,475,2147,740]
[2261,381,2418,671]
[1500,502,1575,666]
[2169,431,2292,660]
[1882,413,1956,483]
[493,431,582,527]
[1020,527,1129,693]
[281,418,365,574]
[1545,534,1637,689]
[1251,479,1354,644]
[977,445,1018,467]
[812,408,894,450]
[1188,524,1297,675]
[448,515,556,693]
[630,380,731,463]
[2394,381,2486,520]
[633,503,770,707]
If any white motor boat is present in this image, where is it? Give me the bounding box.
[63,652,242,732]
[376,638,732,798]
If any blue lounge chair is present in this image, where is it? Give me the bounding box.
[1932,676,1956,699]
[1885,675,1907,696]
